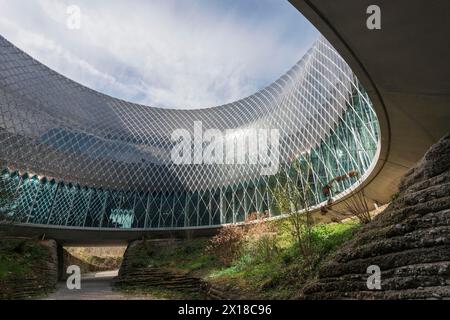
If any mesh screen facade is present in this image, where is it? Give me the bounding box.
[0,35,379,229]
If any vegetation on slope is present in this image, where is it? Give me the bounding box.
[120,218,360,299]
[208,220,359,299]
[119,162,370,299]
[0,238,56,299]
[129,239,218,275]
[0,239,49,280]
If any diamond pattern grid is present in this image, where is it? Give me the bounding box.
[0,36,379,229]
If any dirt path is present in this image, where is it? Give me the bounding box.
[44,270,157,300]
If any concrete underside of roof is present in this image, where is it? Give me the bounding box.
[290,0,450,204]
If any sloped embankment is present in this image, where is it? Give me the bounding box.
[116,267,204,295]
[115,240,207,299]
[302,133,450,299]
[0,239,58,299]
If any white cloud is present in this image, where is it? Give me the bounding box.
[0,0,318,109]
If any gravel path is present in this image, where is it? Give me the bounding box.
[44,270,156,300]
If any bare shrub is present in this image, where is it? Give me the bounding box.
[322,170,373,224]
[206,213,280,266]
[272,159,316,265]
[205,225,245,266]
[245,212,272,235]
[341,189,372,224]
[251,232,279,262]
[245,213,279,262]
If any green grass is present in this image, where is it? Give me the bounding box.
[0,239,50,280]
[124,220,360,299]
[207,220,360,298]
[118,285,202,300]
[130,239,220,276]
[312,220,360,254]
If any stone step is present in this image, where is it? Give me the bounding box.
[320,245,450,278]
[303,285,450,300]
[116,261,205,296]
[203,285,235,300]
[305,274,449,294]
[348,209,450,246]
[403,170,450,195]
[367,195,450,230]
[117,279,200,285]
[402,182,450,207]
[332,225,450,263]
[302,134,450,299]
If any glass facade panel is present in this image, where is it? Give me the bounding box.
[0,36,380,230]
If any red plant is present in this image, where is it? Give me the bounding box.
[205,225,245,266]
[205,212,279,265]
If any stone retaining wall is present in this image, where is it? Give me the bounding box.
[116,240,206,298]
[301,133,450,299]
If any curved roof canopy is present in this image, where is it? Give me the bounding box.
[0,35,373,193]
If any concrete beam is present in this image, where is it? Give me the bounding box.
[0,223,220,246]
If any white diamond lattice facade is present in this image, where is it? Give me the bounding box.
[0,36,379,229]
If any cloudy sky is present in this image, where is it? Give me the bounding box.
[0,0,318,109]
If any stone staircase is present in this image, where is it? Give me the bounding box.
[204,285,229,300]
[202,283,238,300]
[116,240,206,297]
[115,267,205,294]
[301,133,450,299]
[117,239,242,300]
